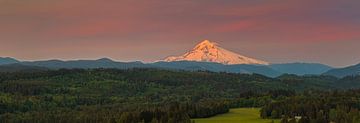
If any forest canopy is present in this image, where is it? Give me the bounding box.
[0,68,359,123]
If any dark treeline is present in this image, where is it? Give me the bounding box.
[260,89,360,123]
[0,101,231,123]
[1,68,360,123]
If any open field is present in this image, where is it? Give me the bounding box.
[193,108,279,123]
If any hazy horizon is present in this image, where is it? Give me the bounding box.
[1,39,359,67]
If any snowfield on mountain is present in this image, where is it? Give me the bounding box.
[164,40,269,65]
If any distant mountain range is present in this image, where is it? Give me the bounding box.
[270,63,332,75]
[19,58,149,69]
[323,63,360,78]
[0,57,19,65]
[0,64,48,73]
[0,57,336,77]
[1,39,358,77]
[153,61,282,77]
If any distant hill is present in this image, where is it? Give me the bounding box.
[0,57,19,65]
[154,62,332,77]
[323,63,360,78]
[19,58,153,69]
[270,63,333,75]
[224,64,282,77]
[153,61,282,77]
[17,59,282,77]
[152,61,224,71]
[0,64,48,72]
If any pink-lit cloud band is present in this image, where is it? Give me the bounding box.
[0,0,359,67]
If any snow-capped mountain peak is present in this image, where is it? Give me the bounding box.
[193,40,217,50]
[164,40,269,65]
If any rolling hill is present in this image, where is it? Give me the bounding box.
[323,63,360,78]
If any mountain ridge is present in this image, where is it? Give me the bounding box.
[270,63,332,75]
[0,57,20,65]
[0,57,333,77]
[323,63,360,78]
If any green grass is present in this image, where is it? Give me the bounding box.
[192,108,279,123]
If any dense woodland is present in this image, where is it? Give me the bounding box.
[261,90,360,123]
[0,68,359,123]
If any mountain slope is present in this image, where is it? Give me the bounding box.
[164,40,268,65]
[153,61,282,77]
[0,58,330,77]
[4,58,280,77]
[270,63,333,75]
[323,63,360,78]
[0,57,19,65]
[0,57,331,77]
[0,64,48,72]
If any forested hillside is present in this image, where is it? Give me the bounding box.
[261,90,360,123]
[0,68,359,123]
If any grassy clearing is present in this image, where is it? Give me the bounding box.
[192,108,279,123]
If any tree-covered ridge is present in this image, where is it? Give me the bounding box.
[0,68,360,123]
[0,57,337,77]
[0,68,288,99]
[0,69,278,123]
[260,90,360,123]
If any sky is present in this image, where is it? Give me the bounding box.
[0,0,360,67]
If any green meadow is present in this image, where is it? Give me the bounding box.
[193,108,279,123]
